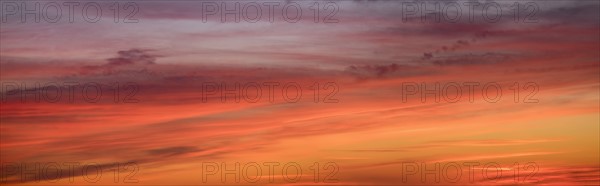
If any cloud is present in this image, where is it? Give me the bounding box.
[81,49,159,75]
[430,52,512,66]
[345,63,429,79]
[107,49,158,66]
[146,146,201,157]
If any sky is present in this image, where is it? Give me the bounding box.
[0,0,599,185]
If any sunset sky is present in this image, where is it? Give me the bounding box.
[1,0,599,185]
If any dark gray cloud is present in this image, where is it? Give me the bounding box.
[431,52,512,66]
[345,63,430,79]
[147,146,200,157]
[81,49,159,75]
